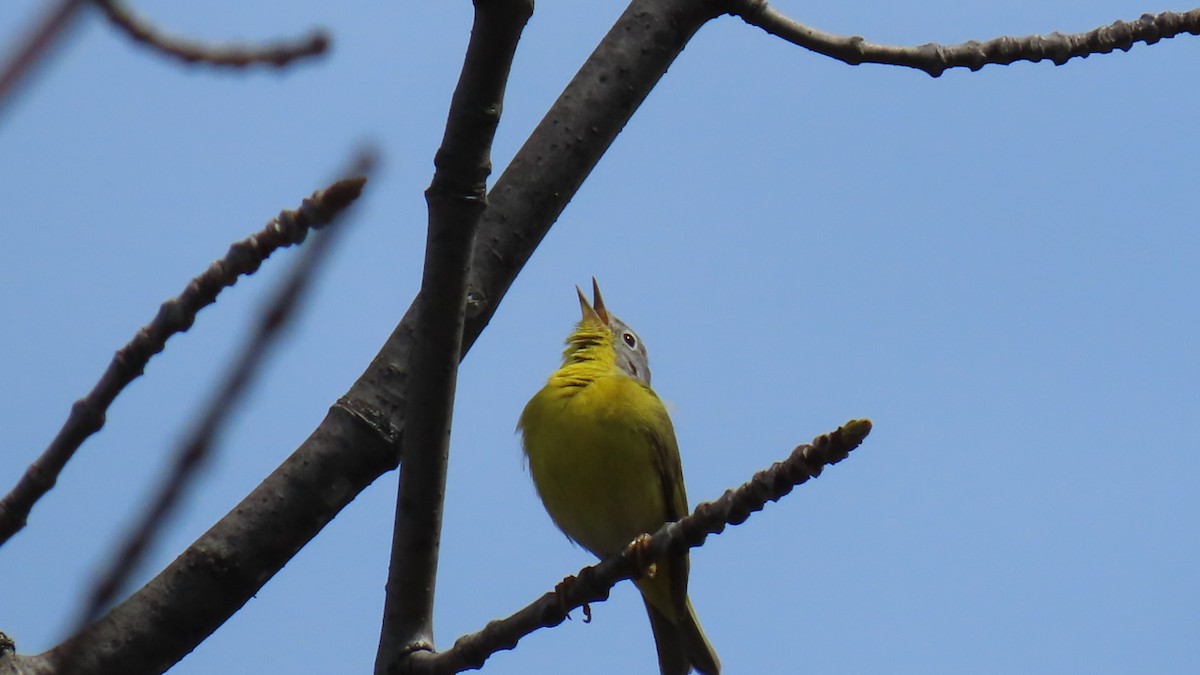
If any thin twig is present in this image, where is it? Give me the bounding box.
[730,1,1200,77]
[0,0,87,119]
[416,419,873,674]
[0,175,368,548]
[93,0,329,69]
[56,154,374,672]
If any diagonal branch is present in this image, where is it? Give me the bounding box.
[0,174,369,548]
[418,420,873,674]
[92,0,329,69]
[54,155,373,673]
[0,0,87,119]
[729,1,1200,77]
[375,1,533,672]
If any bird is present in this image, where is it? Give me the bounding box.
[518,279,720,675]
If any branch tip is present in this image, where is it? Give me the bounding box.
[732,2,1200,76]
[94,0,329,69]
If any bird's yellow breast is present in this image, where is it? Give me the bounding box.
[519,369,677,559]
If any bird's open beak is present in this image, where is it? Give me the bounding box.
[590,277,611,324]
[577,285,602,324]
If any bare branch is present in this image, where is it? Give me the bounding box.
[730,1,1200,77]
[65,155,371,638]
[0,0,87,119]
[37,158,373,675]
[375,1,533,672]
[0,174,369,547]
[418,420,873,673]
[93,0,329,69]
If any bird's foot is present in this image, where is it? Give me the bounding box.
[553,575,592,623]
[627,533,657,579]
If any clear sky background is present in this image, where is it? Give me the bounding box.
[2,1,1197,673]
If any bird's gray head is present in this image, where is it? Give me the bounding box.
[577,278,652,386]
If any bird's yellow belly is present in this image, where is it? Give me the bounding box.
[523,379,668,558]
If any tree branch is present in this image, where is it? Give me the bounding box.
[0,0,87,119]
[416,420,873,674]
[53,155,373,674]
[0,0,329,120]
[375,1,532,672]
[0,175,369,548]
[729,1,1200,77]
[92,0,329,69]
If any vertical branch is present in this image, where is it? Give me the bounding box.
[374,1,533,673]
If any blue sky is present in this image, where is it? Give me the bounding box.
[2,1,1197,673]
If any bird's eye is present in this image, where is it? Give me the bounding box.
[623,332,637,349]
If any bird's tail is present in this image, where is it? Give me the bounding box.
[644,595,720,675]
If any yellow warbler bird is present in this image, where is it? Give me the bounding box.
[518,280,720,675]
